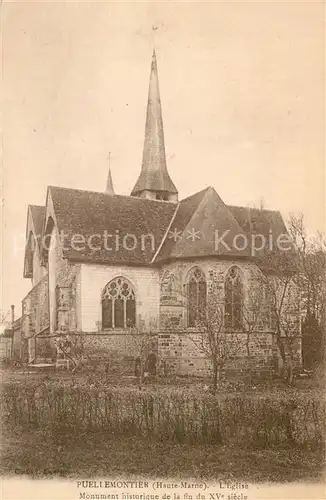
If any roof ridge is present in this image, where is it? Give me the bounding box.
[49,185,216,206]
[228,204,280,214]
[179,188,211,236]
[168,187,217,256]
[180,186,212,203]
[151,202,180,263]
[48,185,176,206]
[168,186,253,260]
[48,185,110,196]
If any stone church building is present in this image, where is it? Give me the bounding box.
[21,51,301,377]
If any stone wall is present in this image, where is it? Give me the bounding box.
[48,225,81,334]
[22,274,49,338]
[32,245,47,288]
[35,335,57,362]
[82,332,157,373]
[0,337,12,360]
[28,251,301,378]
[157,258,302,378]
[49,243,160,336]
[46,332,158,374]
[22,274,50,362]
[157,330,276,378]
[12,321,23,361]
[159,259,256,331]
[79,263,160,332]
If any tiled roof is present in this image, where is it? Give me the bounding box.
[41,186,290,266]
[131,168,178,196]
[30,205,46,242]
[167,187,252,260]
[155,187,252,261]
[48,186,176,265]
[228,205,290,256]
[154,188,209,261]
[24,205,46,278]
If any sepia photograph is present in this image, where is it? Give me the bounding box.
[0,1,325,499]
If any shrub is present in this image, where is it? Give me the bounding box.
[1,380,324,449]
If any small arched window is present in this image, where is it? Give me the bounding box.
[102,277,136,329]
[225,266,243,329]
[186,267,207,327]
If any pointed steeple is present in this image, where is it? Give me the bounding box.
[105,152,115,194]
[131,50,178,202]
[105,168,115,195]
[105,153,115,195]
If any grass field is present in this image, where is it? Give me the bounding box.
[1,367,324,482]
[2,366,324,396]
[1,428,324,482]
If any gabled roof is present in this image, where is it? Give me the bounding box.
[229,205,290,256]
[155,187,251,262]
[23,205,46,278]
[154,188,209,261]
[29,205,46,245]
[48,186,176,265]
[35,185,290,267]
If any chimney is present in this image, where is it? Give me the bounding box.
[11,305,15,327]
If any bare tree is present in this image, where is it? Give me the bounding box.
[288,213,325,321]
[257,249,300,385]
[188,280,241,394]
[237,279,266,383]
[128,318,158,388]
[288,213,326,369]
[54,334,87,373]
[241,279,265,358]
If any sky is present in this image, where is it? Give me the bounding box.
[0,0,325,319]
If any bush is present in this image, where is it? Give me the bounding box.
[1,380,324,449]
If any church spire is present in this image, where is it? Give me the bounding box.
[105,153,115,195]
[105,168,115,195]
[131,50,178,202]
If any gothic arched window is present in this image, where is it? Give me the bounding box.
[186,267,207,327]
[225,266,243,329]
[102,277,136,329]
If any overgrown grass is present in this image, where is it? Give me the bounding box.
[2,365,324,395]
[2,379,325,449]
[1,428,325,481]
[1,377,325,481]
